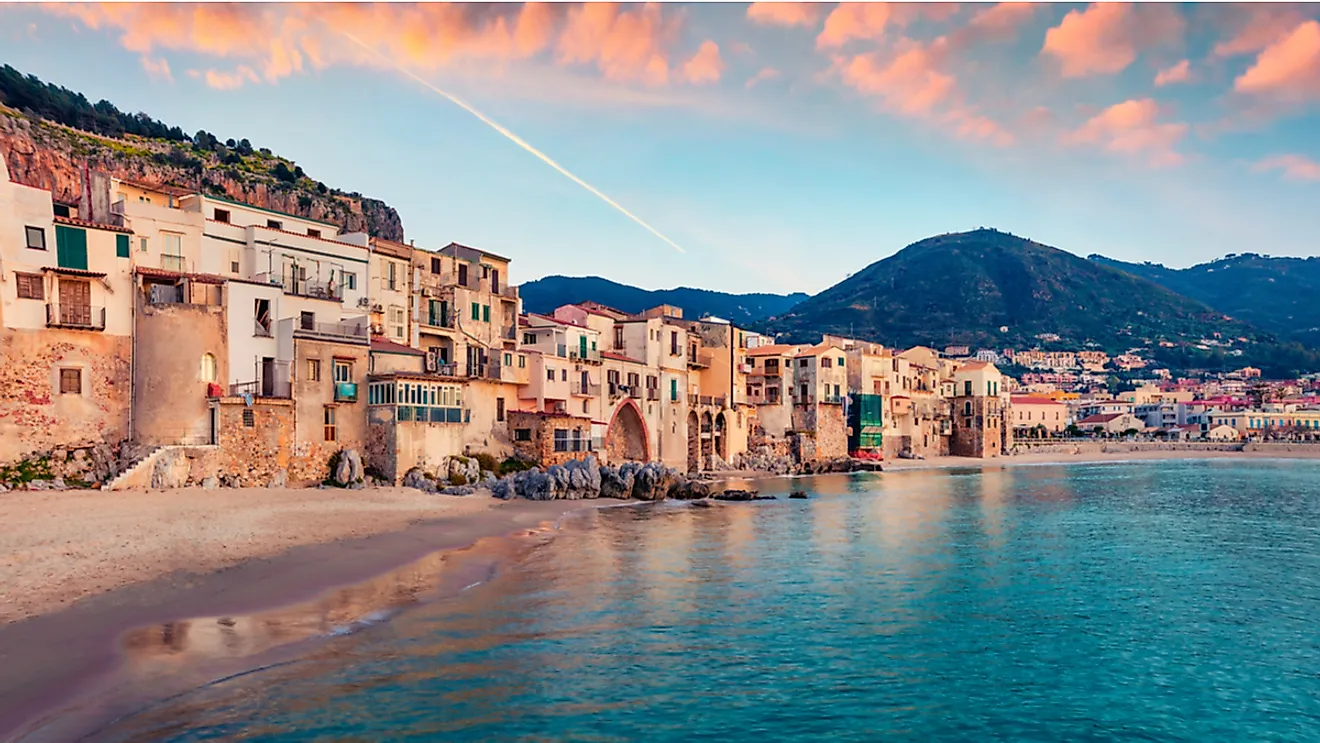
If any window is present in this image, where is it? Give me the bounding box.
[547,368,555,381]
[231,260,241,274]
[964,401,973,416]
[162,232,182,257]
[523,332,536,345]
[514,428,532,442]
[116,234,130,258]
[25,226,46,250]
[242,409,255,427]
[472,302,481,321]
[307,359,321,381]
[254,298,272,336]
[389,306,405,339]
[333,360,353,383]
[496,397,506,422]
[138,236,148,253]
[799,358,809,368]
[388,261,398,290]
[671,378,678,402]
[213,208,230,223]
[964,380,973,396]
[266,219,283,230]
[518,355,526,368]
[300,310,314,331]
[583,400,590,414]
[504,353,512,366]
[553,429,569,452]
[343,271,356,290]
[324,406,337,442]
[59,368,82,395]
[822,358,832,368]
[838,357,846,367]
[307,229,321,239]
[458,263,468,286]
[482,305,490,323]
[431,257,442,274]
[15,273,43,300]
[200,353,217,382]
[670,331,679,355]
[561,369,568,382]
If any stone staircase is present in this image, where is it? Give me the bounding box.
[102,445,165,491]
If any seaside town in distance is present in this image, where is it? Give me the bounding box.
[3,160,1319,493]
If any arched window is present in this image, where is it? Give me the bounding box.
[200,353,217,382]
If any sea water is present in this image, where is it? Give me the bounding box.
[94,460,1320,741]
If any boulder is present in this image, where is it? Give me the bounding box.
[150,449,190,489]
[599,465,635,500]
[201,476,219,490]
[789,490,809,499]
[491,476,517,500]
[668,479,712,500]
[713,489,775,502]
[560,456,602,499]
[631,462,680,501]
[445,456,480,486]
[403,467,438,493]
[439,485,475,496]
[332,449,365,486]
[520,469,555,501]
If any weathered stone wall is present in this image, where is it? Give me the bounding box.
[0,328,131,464]
[509,410,593,467]
[788,402,847,461]
[133,295,227,447]
[206,398,294,486]
[292,339,368,486]
[951,397,1002,458]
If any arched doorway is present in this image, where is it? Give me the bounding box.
[687,410,700,473]
[606,400,650,462]
[700,411,714,465]
[714,412,727,463]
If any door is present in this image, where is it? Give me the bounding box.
[209,406,218,445]
[581,370,589,394]
[59,279,91,326]
[261,357,275,397]
[579,335,588,359]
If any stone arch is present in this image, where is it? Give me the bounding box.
[606,399,650,462]
[687,410,700,473]
[714,411,728,463]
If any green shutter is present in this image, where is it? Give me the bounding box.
[670,379,678,401]
[55,225,88,270]
[482,305,490,323]
[471,302,480,321]
[116,234,130,258]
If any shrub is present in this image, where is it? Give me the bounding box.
[498,457,534,476]
[449,471,468,487]
[472,452,499,473]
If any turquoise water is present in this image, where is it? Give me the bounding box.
[98,461,1320,741]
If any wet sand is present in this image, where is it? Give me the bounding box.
[0,489,615,742]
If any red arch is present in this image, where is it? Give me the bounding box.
[606,398,652,462]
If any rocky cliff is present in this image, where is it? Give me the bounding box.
[0,110,404,240]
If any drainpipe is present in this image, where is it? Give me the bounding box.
[128,277,137,448]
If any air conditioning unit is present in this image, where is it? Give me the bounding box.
[371,323,384,336]
[424,350,438,373]
[421,287,436,298]
[356,296,370,308]
[371,303,384,313]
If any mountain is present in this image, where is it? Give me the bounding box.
[0,64,403,240]
[519,275,808,324]
[1090,254,1320,346]
[764,228,1264,353]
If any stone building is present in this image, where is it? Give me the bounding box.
[0,158,134,464]
[950,360,1011,458]
[508,409,595,467]
[364,372,469,482]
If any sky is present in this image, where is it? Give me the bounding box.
[3,2,1320,295]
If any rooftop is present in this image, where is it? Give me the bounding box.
[370,337,424,356]
[53,214,133,234]
[198,193,340,229]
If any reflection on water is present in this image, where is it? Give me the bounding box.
[76,461,1320,741]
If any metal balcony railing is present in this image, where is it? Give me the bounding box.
[46,303,106,330]
[160,254,188,273]
[255,272,344,301]
[293,319,369,344]
[572,382,602,396]
[569,348,601,362]
[646,388,660,401]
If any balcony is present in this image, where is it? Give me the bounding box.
[646,388,660,401]
[160,254,189,273]
[255,272,343,302]
[687,351,711,369]
[569,348,602,363]
[502,325,517,341]
[293,318,370,344]
[421,313,456,330]
[334,382,359,403]
[572,382,601,397]
[822,395,844,405]
[46,303,105,331]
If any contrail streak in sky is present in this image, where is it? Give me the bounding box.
[335,28,687,254]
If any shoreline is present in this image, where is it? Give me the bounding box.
[0,495,623,742]
[5,448,1320,740]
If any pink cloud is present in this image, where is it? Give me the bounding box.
[680,40,723,85]
[1041,3,1184,78]
[1154,59,1190,87]
[969,2,1038,34]
[189,66,261,91]
[816,3,942,50]
[1253,154,1320,181]
[1213,4,1313,57]
[745,66,782,89]
[139,55,172,83]
[1067,98,1188,166]
[1234,20,1320,104]
[746,2,823,28]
